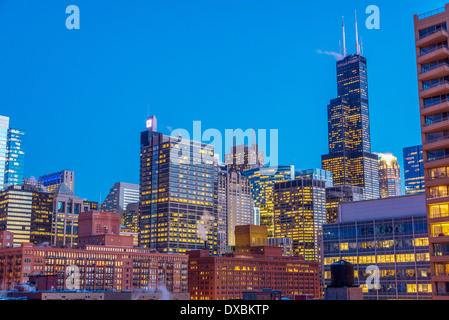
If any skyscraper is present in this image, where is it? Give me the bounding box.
[377,153,402,198]
[0,115,25,189]
[403,145,425,195]
[0,116,8,190]
[273,178,326,261]
[51,183,91,247]
[242,165,295,238]
[216,165,254,253]
[101,182,140,215]
[225,143,264,173]
[139,116,218,254]
[321,28,379,200]
[414,4,449,299]
[0,183,52,246]
[38,170,75,193]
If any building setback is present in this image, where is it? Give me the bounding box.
[414,3,449,299]
[321,52,380,200]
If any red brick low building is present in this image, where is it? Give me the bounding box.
[187,247,320,300]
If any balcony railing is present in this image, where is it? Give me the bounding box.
[421,62,449,74]
[420,26,448,40]
[426,134,449,144]
[424,116,449,126]
[418,7,445,20]
[423,97,449,108]
[426,153,449,162]
[422,80,449,92]
[420,44,449,57]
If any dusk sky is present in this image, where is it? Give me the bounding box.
[0,0,443,202]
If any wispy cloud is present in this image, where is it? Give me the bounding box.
[316,49,343,61]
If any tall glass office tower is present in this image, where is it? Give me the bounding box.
[0,116,25,189]
[0,116,9,190]
[321,53,379,200]
[403,145,424,195]
[139,116,218,254]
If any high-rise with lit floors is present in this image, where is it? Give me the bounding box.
[38,170,75,193]
[242,165,295,238]
[0,115,25,189]
[377,153,402,198]
[225,143,264,173]
[403,145,425,195]
[139,116,218,254]
[321,46,379,199]
[0,116,8,190]
[414,4,449,299]
[101,182,139,215]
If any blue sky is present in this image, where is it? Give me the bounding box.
[0,0,444,202]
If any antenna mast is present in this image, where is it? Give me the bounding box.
[355,10,360,55]
[342,16,347,57]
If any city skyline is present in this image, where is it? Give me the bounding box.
[0,1,439,202]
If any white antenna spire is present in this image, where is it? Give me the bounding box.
[360,36,363,55]
[355,10,360,55]
[342,16,347,57]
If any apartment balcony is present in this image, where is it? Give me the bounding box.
[420,81,449,99]
[416,28,449,48]
[422,117,449,133]
[421,100,449,116]
[426,175,449,188]
[426,192,449,204]
[419,62,449,82]
[417,46,449,65]
[429,234,449,246]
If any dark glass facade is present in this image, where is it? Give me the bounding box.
[322,54,379,200]
[403,145,424,195]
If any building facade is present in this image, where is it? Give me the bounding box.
[225,143,264,173]
[217,165,254,253]
[321,53,380,200]
[187,248,319,300]
[38,170,75,193]
[0,238,188,294]
[0,184,52,246]
[0,115,25,190]
[377,153,402,198]
[242,165,295,238]
[296,168,333,188]
[273,178,326,261]
[403,145,425,195]
[51,183,91,247]
[414,4,449,299]
[325,185,364,224]
[139,117,218,254]
[323,194,431,300]
[101,182,139,215]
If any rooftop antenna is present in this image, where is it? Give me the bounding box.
[360,36,364,56]
[342,16,347,57]
[355,10,360,55]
